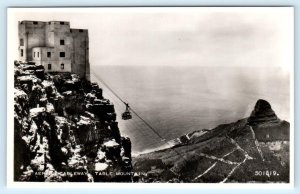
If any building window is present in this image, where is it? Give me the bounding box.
[61,64,64,70]
[48,64,51,70]
[33,21,38,25]
[20,39,24,46]
[34,52,35,58]
[79,29,83,32]
[21,49,23,57]
[60,39,65,45]
[60,22,65,25]
[37,52,39,58]
[47,52,51,58]
[60,52,65,57]
[48,22,51,25]
[70,29,72,33]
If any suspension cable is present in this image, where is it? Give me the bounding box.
[92,72,188,162]
[92,73,126,104]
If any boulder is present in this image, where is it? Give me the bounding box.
[95,162,108,171]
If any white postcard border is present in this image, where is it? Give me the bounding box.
[6,7,295,188]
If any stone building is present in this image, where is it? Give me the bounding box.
[18,20,90,80]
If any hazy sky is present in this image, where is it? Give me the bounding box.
[8,7,293,73]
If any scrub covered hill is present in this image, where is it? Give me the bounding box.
[133,100,290,183]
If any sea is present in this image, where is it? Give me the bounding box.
[91,65,290,155]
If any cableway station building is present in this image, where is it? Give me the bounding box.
[18,20,90,81]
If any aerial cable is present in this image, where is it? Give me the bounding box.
[92,73,126,104]
[92,72,165,139]
[129,108,166,141]
[102,89,150,138]
[92,72,188,162]
[93,79,150,138]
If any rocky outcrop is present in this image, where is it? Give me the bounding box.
[248,99,280,126]
[248,99,289,142]
[14,61,132,182]
[133,99,290,183]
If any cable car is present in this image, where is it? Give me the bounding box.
[122,103,132,120]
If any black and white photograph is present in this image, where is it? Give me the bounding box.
[7,7,293,185]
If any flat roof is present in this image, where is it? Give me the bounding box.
[32,46,55,49]
[20,20,70,23]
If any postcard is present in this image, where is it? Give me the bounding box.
[7,7,294,187]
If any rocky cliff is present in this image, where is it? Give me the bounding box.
[133,99,290,183]
[13,61,132,182]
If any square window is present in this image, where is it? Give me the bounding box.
[47,52,51,58]
[33,21,38,25]
[79,29,83,32]
[48,64,51,70]
[20,39,24,46]
[60,22,64,25]
[61,64,64,70]
[21,49,23,57]
[60,39,65,45]
[60,52,65,57]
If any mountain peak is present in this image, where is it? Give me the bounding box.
[254,99,272,110]
[248,99,280,126]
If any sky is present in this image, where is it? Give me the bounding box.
[8,7,293,73]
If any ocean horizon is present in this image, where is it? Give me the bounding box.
[91,65,290,154]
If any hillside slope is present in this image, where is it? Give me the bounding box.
[133,100,290,183]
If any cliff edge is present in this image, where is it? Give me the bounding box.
[13,61,132,182]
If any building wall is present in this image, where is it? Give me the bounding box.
[45,22,54,47]
[41,60,72,73]
[31,47,42,65]
[45,21,70,46]
[32,47,72,73]
[18,21,46,61]
[18,20,89,80]
[18,23,26,61]
[85,34,90,81]
[71,29,90,80]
